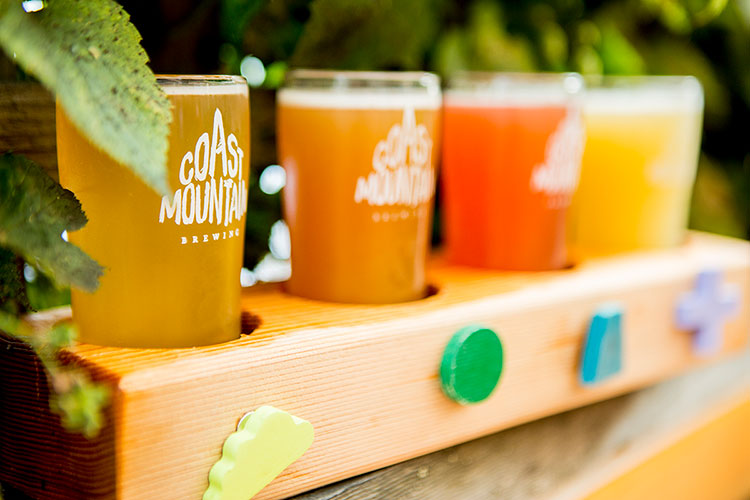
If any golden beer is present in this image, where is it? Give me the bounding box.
[570,76,703,258]
[57,76,250,348]
[277,71,441,303]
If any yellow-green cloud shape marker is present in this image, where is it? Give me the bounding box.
[203,406,314,500]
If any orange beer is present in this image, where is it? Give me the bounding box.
[442,73,584,270]
[277,71,441,303]
[57,76,250,348]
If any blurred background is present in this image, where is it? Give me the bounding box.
[4,0,750,304]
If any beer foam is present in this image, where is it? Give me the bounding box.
[277,88,442,110]
[162,83,248,96]
[584,85,704,115]
[444,88,575,108]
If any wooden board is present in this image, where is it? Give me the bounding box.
[1,232,748,500]
[286,351,750,500]
[4,350,747,500]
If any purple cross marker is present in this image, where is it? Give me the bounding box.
[676,270,741,356]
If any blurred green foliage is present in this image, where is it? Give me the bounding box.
[121,0,749,262]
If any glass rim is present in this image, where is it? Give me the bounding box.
[448,71,582,83]
[445,71,584,95]
[282,69,441,91]
[156,74,248,87]
[583,74,702,91]
[583,74,700,82]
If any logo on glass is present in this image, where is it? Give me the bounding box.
[354,107,434,209]
[530,110,584,208]
[159,108,248,227]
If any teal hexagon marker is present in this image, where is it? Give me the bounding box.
[440,325,504,405]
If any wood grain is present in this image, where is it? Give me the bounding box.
[0,83,57,179]
[1,232,748,500]
[287,351,750,500]
[0,335,117,500]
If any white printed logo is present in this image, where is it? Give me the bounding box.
[530,110,584,207]
[159,108,248,229]
[354,107,434,211]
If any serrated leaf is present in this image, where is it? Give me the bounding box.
[0,154,103,292]
[0,0,171,194]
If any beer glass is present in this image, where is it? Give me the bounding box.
[57,75,250,348]
[442,72,585,270]
[277,70,441,303]
[570,76,703,258]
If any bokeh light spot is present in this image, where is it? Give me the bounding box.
[240,56,266,87]
[259,164,286,195]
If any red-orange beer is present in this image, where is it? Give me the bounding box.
[277,71,441,303]
[442,73,584,270]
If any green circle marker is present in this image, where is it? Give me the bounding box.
[440,325,504,405]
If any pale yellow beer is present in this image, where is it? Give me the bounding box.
[57,76,250,348]
[570,76,703,258]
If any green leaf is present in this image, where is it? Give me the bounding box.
[573,44,603,75]
[25,265,72,311]
[47,321,77,350]
[0,308,22,336]
[432,29,470,76]
[465,1,535,72]
[0,246,30,315]
[0,311,109,438]
[263,60,288,89]
[598,23,645,75]
[291,0,445,70]
[0,0,172,194]
[537,23,568,70]
[0,154,103,292]
[52,378,110,439]
[692,0,729,26]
